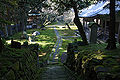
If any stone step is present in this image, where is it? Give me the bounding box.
[41,65,76,80]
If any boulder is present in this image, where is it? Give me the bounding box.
[32,31,40,36]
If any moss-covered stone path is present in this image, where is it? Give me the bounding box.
[41,65,76,80]
[41,26,76,80]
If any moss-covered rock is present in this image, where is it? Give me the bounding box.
[0,44,40,80]
[66,43,120,80]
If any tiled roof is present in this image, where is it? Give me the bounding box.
[79,1,120,17]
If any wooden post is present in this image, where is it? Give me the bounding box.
[98,19,101,25]
[96,19,98,24]
[83,18,85,27]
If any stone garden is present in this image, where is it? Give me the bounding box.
[1,0,120,80]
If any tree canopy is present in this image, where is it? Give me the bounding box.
[49,0,93,44]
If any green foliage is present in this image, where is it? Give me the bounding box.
[51,0,92,15]
[66,43,120,79]
[0,45,46,80]
[1,38,7,46]
[0,0,49,26]
[0,0,18,24]
[7,27,57,65]
[0,18,13,24]
[49,22,58,25]
[6,70,15,80]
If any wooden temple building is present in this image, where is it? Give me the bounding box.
[79,0,120,42]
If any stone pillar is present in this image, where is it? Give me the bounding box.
[89,23,98,44]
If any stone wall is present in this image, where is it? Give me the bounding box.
[0,45,39,80]
[65,43,120,80]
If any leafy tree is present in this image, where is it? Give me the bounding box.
[37,5,58,26]
[0,0,48,31]
[51,0,91,45]
[0,0,46,49]
[63,10,74,24]
[106,0,116,50]
[0,0,17,24]
[0,0,18,50]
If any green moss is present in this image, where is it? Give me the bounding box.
[48,22,58,25]
[6,70,15,80]
[73,43,120,79]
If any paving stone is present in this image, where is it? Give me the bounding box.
[41,65,76,80]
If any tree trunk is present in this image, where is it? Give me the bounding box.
[73,6,88,45]
[22,16,25,31]
[106,0,116,50]
[66,23,71,29]
[15,24,18,33]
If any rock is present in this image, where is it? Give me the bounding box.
[29,36,33,42]
[32,31,40,36]
[11,38,21,49]
[26,25,32,29]
[94,65,108,73]
[22,31,29,39]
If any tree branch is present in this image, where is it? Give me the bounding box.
[59,0,74,7]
